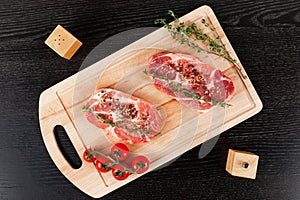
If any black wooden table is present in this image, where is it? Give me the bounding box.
[0,1,299,199]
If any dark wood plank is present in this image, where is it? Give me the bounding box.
[0,0,299,199]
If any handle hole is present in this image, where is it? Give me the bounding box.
[54,125,82,169]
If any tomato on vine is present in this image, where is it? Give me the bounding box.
[95,157,113,173]
[83,144,150,181]
[111,143,129,161]
[83,149,96,163]
[112,163,131,181]
[131,156,150,174]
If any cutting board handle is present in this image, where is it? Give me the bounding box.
[39,90,105,198]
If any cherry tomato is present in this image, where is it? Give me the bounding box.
[111,143,129,161]
[95,157,113,173]
[112,163,131,181]
[131,156,150,174]
[83,149,96,163]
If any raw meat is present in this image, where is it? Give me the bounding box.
[84,88,163,144]
[147,52,234,112]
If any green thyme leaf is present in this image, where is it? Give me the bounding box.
[168,10,178,21]
[143,69,148,75]
[82,105,88,111]
[191,23,197,30]
[203,98,210,102]
[152,72,156,78]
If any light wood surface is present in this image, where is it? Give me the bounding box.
[39,5,262,198]
[226,149,259,179]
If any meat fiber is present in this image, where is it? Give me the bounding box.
[84,88,163,144]
[147,52,234,112]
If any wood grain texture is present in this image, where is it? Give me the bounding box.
[0,0,299,200]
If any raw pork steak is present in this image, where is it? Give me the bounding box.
[147,53,234,112]
[84,88,163,144]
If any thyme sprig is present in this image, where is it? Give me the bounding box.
[154,10,247,79]
[99,114,116,127]
[144,69,231,108]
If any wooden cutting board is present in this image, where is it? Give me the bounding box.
[39,5,262,198]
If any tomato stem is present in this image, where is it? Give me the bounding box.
[92,149,135,174]
[135,166,141,173]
